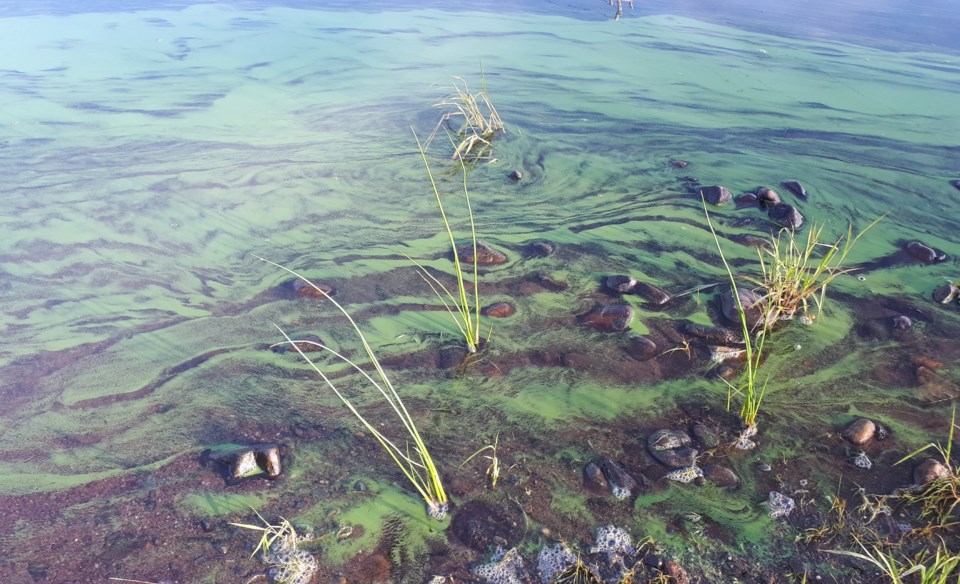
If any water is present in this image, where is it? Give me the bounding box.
[1,1,958,582]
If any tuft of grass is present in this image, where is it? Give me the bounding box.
[427,70,505,164]
[702,198,771,448]
[406,129,483,354]
[828,539,960,583]
[229,509,319,584]
[895,406,960,526]
[459,433,502,489]
[553,555,602,584]
[255,256,449,520]
[749,218,882,322]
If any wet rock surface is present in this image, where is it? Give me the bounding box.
[766,202,804,229]
[906,241,947,264]
[581,304,633,332]
[598,459,638,499]
[633,282,671,305]
[914,458,950,485]
[457,242,508,266]
[209,444,282,478]
[781,180,808,199]
[735,192,759,207]
[842,418,876,445]
[651,445,698,469]
[700,185,732,205]
[755,186,781,208]
[703,465,739,487]
[648,429,692,451]
[527,240,555,257]
[682,323,744,345]
[891,315,913,330]
[626,335,658,361]
[691,423,720,448]
[271,333,324,353]
[732,233,771,249]
[606,274,637,293]
[933,283,959,304]
[720,287,771,330]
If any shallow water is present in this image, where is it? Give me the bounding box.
[1,1,959,582]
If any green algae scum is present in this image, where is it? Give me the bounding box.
[1,1,959,582]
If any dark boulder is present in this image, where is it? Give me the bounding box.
[700,185,732,206]
[528,240,556,257]
[691,423,720,448]
[626,335,658,361]
[767,203,804,230]
[670,160,689,168]
[457,242,508,266]
[606,274,637,294]
[583,462,609,494]
[682,323,744,345]
[720,287,773,330]
[952,179,960,191]
[648,429,692,451]
[906,241,947,264]
[633,282,671,305]
[735,193,759,207]
[781,180,808,199]
[914,459,950,485]
[651,445,698,469]
[842,418,876,445]
[933,283,959,304]
[450,500,526,552]
[508,170,522,181]
[702,465,739,487]
[598,459,638,498]
[732,233,772,249]
[891,315,913,331]
[756,187,781,208]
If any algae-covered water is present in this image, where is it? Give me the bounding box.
[1,1,959,582]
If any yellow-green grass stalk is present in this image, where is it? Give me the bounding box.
[427,70,505,163]
[702,198,770,448]
[406,129,482,353]
[255,256,449,519]
[751,217,883,322]
[828,539,960,583]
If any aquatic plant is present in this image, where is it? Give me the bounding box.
[702,199,771,449]
[552,556,602,584]
[749,218,882,322]
[229,510,318,584]
[255,256,449,519]
[407,130,483,354]
[460,433,502,488]
[427,70,505,164]
[895,406,959,526]
[827,539,960,583]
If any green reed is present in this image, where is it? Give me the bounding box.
[426,69,505,164]
[406,129,483,354]
[255,256,449,520]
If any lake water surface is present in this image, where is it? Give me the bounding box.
[1,1,958,582]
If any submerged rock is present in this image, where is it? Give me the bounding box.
[651,445,698,469]
[583,462,610,494]
[671,159,689,168]
[211,444,282,478]
[691,423,720,448]
[482,302,516,318]
[732,233,772,249]
[781,180,808,199]
[452,501,526,552]
[720,287,772,330]
[292,279,335,299]
[528,240,555,257]
[626,335,659,361]
[735,192,759,207]
[633,282,671,305]
[536,273,568,291]
[953,179,960,191]
[891,315,913,330]
[648,429,692,451]
[756,187,781,208]
[907,241,947,264]
[933,283,959,304]
[598,459,638,499]
[682,323,744,345]
[458,242,508,266]
[842,418,876,445]
[507,170,522,181]
[700,185,732,206]
[606,274,637,294]
[914,459,950,485]
[767,202,804,230]
[702,465,739,487]
[581,304,633,332]
[272,333,324,354]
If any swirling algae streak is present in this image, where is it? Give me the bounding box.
[65,346,240,410]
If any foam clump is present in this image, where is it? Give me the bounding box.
[473,547,529,584]
[853,452,872,469]
[267,549,318,584]
[767,491,796,518]
[589,525,635,559]
[536,542,576,583]
[665,466,703,483]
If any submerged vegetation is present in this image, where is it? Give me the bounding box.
[255,257,449,520]
[895,407,960,526]
[229,511,319,584]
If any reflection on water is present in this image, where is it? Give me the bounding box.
[0,1,958,582]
